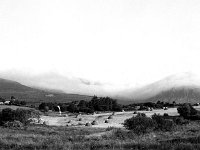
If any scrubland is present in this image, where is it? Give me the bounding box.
[0,106,199,150]
[1,121,200,150]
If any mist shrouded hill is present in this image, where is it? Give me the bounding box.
[140,87,200,104]
[1,72,200,104]
[0,78,34,92]
[117,72,200,103]
[0,78,92,104]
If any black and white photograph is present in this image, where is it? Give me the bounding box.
[0,0,200,149]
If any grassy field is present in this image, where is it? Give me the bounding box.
[1,105,200,149]
[40,107,179,127]
[1,120,200,150]
[0,105,33,111]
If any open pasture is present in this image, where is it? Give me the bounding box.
[41,106,197,128]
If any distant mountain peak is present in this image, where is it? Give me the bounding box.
[117,72,200,102]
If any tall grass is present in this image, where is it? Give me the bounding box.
[1,121,200,150]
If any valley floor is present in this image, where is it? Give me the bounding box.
[1,106,200,149]
[41,106,184,128]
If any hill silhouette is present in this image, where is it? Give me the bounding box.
[0,78,92,105]
[138,87,200,104]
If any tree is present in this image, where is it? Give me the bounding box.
[67,103,78,113]
[78,100,88,108]
[39,103,46,111]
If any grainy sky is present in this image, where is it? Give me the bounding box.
[0,0,200,93]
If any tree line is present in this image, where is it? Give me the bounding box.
[39,95,122,113]
[123,101,178,111]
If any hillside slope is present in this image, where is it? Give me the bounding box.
[0,78,92,104]
[139,87,200,104]
[117,72,200,103]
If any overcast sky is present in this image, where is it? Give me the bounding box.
[0,0,200,93]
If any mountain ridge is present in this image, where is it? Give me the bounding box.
[138,86,200,104]
[0,78,92,105]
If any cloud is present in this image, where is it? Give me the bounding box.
[79,78,103,86]
[0,0,200,92]
[0,70,114,96]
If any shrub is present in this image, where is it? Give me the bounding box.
[187,115,200,120]
[106,126,116,131]
[14,108,40,125]
[1,108,15,122]
[174,117,189,125]
[137,113,146,117]
[0,108,40,126]
[163,113,169,117]
[113,128,128,140]
[177,103,198,118]
[124,114,156,135]
[4,120,23,128]
[152,114,175,131]
[162,119,175,131]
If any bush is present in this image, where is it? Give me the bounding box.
[10,100,26,106]
[152,114,175,131]
[177,103,198,118]
[0,108,40,126]
[4,120,23,128]
[137,113,146,117]
[14,108,39,125]
[124,114,156,135]
[187,115,200,120]
[106,126,117,131]
[163,113,169,117]
[113,129,129,140]
[174,117,189,125]
[1,108,15,122]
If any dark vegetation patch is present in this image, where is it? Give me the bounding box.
[39,96,122,114]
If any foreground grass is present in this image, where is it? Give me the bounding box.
[1,121,200,150]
